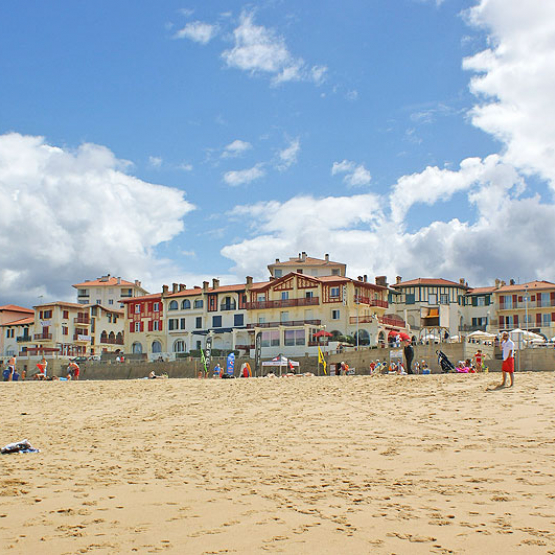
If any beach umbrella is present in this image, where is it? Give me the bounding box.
[313,330,332,338]
[467,330,496,340]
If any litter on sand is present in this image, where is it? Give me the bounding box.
[1,439,40,454]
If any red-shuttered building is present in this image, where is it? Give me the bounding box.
[122,293,165,357]
[493,280,555,336]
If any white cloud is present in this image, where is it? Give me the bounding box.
[331,160,372,187]
[276,138,300,171]
[222,11,326,86]
[178,162,193,172]
[0,133,195,305]
[174,21,218,44]
[463,0,555,187]
[222,139,252,158]
[223,163,265,186]
[148,156,163,168]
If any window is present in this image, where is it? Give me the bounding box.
[135,304,141,314]
[440,294,449,304]
[153,320,160,331]
[234,314,244,326]
[96,299,101,305]
[152,341,162,353]
[542,313,551,325]
[43,310,52,319]
[296,269,303,274]
[258,316,266,324]
[181,299,191,310]
[132,342,143,354]
[281,292,289,300]
[477,296,485,306]
[332,309,340,320]
[284,329,305,346]
[212,315,222,328]
[221,297,236,311]
[332,269,340,276]
[195,317,202,329]
[405,293,415,305]
[305,291,314,298]
[63,310,69,319]
[134,322,141,332]
[173,340,185,353]
[169,300,178,311]
[257,294,265,302]
[428,293,437,305]
[261,330,280,347]
[180,318,186,330]
[330,287,340,298]
[108,314,113,324]
[168,319,178,331]
[504,295,513,309]
[194,299,203,309]
[108,299,114,305]
[280,311,289,322]
[78,289,88,297]
[153,302,159,312]
[274,269,282,278]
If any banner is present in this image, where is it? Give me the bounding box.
[318,346,327,375]
[205,335,212,371]
[226,352,235,376]
[254,331,262,375]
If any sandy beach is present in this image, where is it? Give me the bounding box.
[2,373,555,554]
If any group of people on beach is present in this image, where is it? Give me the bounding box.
[1,356,80,381]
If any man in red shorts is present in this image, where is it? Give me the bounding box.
[498,331,515,388]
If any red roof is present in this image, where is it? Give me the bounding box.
[467,286,496,295]
[269,255,345,267]
[0,316,34,326]
[72,276,137,288]
[496,280,555,293]
[392,278,467,289]
[34,301,87,309]
[0,305,34,314]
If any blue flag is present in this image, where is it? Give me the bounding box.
[226,352,235,376]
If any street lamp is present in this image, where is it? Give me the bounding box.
[524,285,529,332]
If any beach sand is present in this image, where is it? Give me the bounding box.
[1,373,555,554]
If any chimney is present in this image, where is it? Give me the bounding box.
[202,281,209,292]
[275,258,280,264]
[363,275,368,283]
[212,278,220,289]
[495,278,501,289]
[172,283,178,294]
[325,253,329,262]
[117,277,121,285]
[375,276,388,287]
[357,276,363,282]
[459,278,465,286]
[396,276,402,285]
[135,280,141,287]
[510,278,515,286]
[246,276,253,286]
[162,285,169,296]
[179,284,186,292]
[301,251,307,262]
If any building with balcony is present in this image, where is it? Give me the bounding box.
[390,277,468,338]
[1,316,34,359]
[122,293,164,359]
[268,252,346,279]
[90,305,124,354]
[247,272,395,356]
[461,286,496,332]
[73,274,148,309]
[492,279,555,337]
[0,304,34,357]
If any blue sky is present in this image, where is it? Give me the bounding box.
[1,0,555,305]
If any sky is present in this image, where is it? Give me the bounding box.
[1,0,555,306]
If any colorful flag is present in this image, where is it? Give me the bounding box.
[200,348,208,374]
[318,346,327,375]
[227,352,235,376]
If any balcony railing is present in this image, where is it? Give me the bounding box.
[73,334,92,342]
[499,300,555,310]
[74,317,90,325]
[33,333,52,341]
[99,338,124,345]
[247,319,322,329]
[354,296,388,308]
[349,315,375,324]
[220,304,237,311]
[379,316,406,327]
[246,297,319,310]
[16,335,32,342]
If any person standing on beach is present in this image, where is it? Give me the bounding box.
[403,340,414,374]
[474,349,484,372]
[498,331,515,388]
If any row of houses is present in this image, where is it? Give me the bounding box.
[2,252,555,363]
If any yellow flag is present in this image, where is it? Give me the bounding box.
[318,346,327,375]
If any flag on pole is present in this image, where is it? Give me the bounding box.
[318,346,327,375]
[200,348,208,374]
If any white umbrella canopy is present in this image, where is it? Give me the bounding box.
[467,330,496,340]
[448,335,461,343]
[509,328,544,342]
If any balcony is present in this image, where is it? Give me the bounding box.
[16,335,32,343]
[246,297,319,310]
[379,315,406,327]
[499,300,555,310]
[349,315,376,324]
[99,338,124,345]
[247,319,322,329]
[354,296,388,308]
[74,316,90,325]
[220,304,237,312]
[33,333,52,341]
